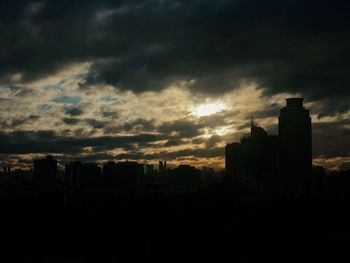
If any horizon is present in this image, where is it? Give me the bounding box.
[1,0,350,172]
[1,2,350,262]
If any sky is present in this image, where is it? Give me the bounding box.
[1,0,350,171]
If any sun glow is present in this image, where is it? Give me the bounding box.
[214,126,230,136]
[192,101,227,117]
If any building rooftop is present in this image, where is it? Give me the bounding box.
[286,98,304,108]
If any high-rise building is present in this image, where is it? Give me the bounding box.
[225,143,242,178]
[33,155,57,187]
[225,97,311,200]
[103,161,144,187]
[65,162,101,190]
[279,98,312,199]
[225,121,279,198]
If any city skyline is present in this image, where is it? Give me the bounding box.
[0,94,347,173]
[1,2,350,262]
[1,0,350,171]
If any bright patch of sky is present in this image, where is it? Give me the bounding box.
[192,101,228,117]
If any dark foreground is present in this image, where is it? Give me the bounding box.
[1,192,350,263]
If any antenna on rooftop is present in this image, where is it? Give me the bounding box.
[251,115,258,127]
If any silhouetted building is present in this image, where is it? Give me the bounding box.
[158,161,167,176]
[168,165,200,190]
[310,165,326,201]
[33,155,57,188]
[1,166,12,174]
[225,143,242,179]
[201,166,215,178]
[81,162,101,187]
[65,162,101,190]
[225,98,311,200]
[103,161,144,188]
[145,164,155,177]
[103,161,117,177]
[65,162,81,189]
[279,98,312,199]
[225,121,279,199]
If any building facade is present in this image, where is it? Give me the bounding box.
[279,98,312,199]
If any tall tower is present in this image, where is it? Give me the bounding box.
[279,98,312,199]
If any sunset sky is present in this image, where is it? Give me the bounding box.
[1,0,350,170]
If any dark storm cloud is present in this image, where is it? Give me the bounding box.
[158,119,203,138]
[105,117,221,138]
[63,117,80,125]
[205,135,222,149]
[11,114,40,127]
[62,117,108,128]
[1,0,350,165]
[84,119,106,129]
[1,0,350,114]
[154,147,224,160]
[101,110,118,119]
[0,114,226,158]
[64,107,84,116]
[110,146,224,161]
[121,118,156,133]
[0,115,41,129]
[0,130,168,155]
[254,107,280,120]
[313,120,350,158]
[163,138,186,147]
[101,118,156,135]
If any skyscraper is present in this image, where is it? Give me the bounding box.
[279,98,312,199]
[224,121,279,198]
[225,97,312,200]
[225,143,241,178]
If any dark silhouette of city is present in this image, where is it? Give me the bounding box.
[1,98,350,263]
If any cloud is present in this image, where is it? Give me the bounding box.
[64,107,84,116]
[52,96,81,104]
[84,119,106,129]
[1,0,350,169]
[0,130,167,155]
[0,1,349,106]
[158,119,203,138]
[312,119,350,158]
[63,117,80,125]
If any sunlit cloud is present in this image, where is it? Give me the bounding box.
[0,71,348,171]
[192,101,228,117]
